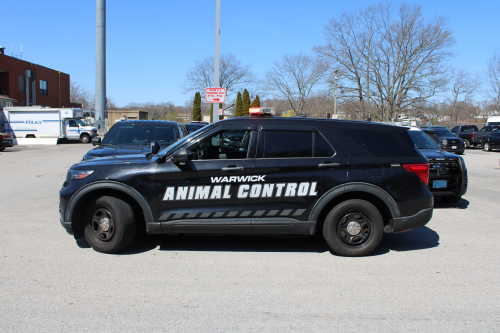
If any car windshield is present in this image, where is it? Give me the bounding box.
[159,123,216,155]
[434,128,454,137]
[102,122,178,146]
[76,119,87,126]
[185,123,207,133]
[408,130,440,149]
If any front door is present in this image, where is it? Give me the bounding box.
[156,125,257,234]
[65,119,80,139]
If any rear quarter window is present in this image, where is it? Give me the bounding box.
[339,129,417,157]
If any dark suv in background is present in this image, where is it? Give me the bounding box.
[408,127,467,202]
[60,117,434,256]
[420,126,465,155]
[83,120,188,161]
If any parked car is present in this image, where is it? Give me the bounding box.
[407,127,467,202]
[82,120,189,161]
[451,124,480,148]
[482,131,500,151]
[60,117,434,256]
[0,132,14,151]
[420,126,465,155]
[185,121,209,134]
[473,125,500,144]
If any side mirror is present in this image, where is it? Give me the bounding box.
[91,137,101,146]
[171,148,188,165]
[151,140,161,155]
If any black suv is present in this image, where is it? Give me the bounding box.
[407,127,467,202]
[83,120,189,161]
[60,117,434,256]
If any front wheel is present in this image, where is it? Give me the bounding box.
[84,196,136,253]
[323,199,384,257]
[483,142,491,151]
[464,139,471,149]
[81,134,90,144]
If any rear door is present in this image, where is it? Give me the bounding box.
[251,125,347,235]
[155,124,258,234]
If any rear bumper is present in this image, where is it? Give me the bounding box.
[384,207,433,233]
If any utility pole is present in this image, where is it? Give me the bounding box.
[213,0,220,123]
[95,0,106,134]
[334,70,338,116]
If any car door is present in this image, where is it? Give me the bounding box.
[155,124,258,234]
[251,125,348,235]
[491,132,500,148]
[65,119,80,139]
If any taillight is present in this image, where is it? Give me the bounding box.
[0,135,3,139]
[472,133,475,139]
[403,163,429,185]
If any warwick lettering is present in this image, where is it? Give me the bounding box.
[163,182,318,201]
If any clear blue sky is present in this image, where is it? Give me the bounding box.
[3,0,499,107]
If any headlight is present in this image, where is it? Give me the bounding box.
[67,170,94,180]
[442,139,448,145]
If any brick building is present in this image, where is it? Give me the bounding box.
[0,46,70,108]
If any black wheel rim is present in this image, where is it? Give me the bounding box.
[91,208,115,242]
[336,212,372,246]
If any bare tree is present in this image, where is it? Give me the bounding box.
[487,48,500,109]
[70,82,94,110]
[315,2,455,121]
[449,68,481,123]
[264,53,329,114]
[182,54,256,100]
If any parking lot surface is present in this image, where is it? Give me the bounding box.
[0,144,499,332]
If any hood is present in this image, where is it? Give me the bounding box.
[75,152,153,168]
[418,148,458,160]
[84,144,151,159]
[437,135,462,141]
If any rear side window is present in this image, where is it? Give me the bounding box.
[339,129,415,157]
[263,131,312,158]
[262,131,335,158]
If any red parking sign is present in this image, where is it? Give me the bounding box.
[205,87,226,103]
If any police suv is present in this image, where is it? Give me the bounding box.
[59,115,434,256]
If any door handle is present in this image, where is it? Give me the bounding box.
[318,162,340,169]
[221,166,244,172]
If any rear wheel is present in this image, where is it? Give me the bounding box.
[84,196,136,253]
[0,147,5,151]
[323,199,384,257]
[483,142,491,151]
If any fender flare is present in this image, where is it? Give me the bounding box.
[65,180,154,224]
[308,182,401,222]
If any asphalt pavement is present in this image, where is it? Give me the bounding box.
[0,143,499,332]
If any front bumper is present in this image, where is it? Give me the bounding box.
[384,207,433,233]
[60,219,74,235]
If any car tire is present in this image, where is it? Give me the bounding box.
[441,195,462,203]
[84,196,136,254]
[464,139,471,149]
[0,146,5,151]
[81,134,90,144]
[483,142,491,151]
[323,199,383,257]
[456,151,464,155]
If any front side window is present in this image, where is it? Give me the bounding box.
[480,126,491,132]
[40,80,48,95]
[187,129,251,160]
[408,130,440,149]
[68,120,78,127]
